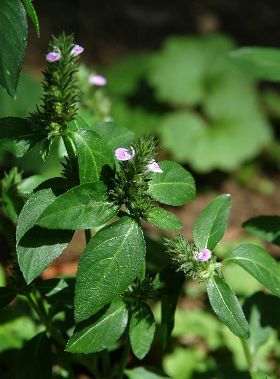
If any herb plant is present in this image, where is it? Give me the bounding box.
[0,4,280,378]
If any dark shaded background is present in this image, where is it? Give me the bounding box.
[26,0,280,69]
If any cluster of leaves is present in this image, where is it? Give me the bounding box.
[103,35,272,172]
[0,8,280,377]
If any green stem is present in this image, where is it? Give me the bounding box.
[116,339,130,379]
[62,134,76,164]
[101,350,111,377]
[85,229,92,244]
[241,338,254,375]
[26,291,65,346]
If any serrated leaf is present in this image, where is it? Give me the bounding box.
[243,216,280,246]
[193,194,231,250]
[207,275,250,338]
[67,299,128,353]
[126,367,170,379]
[87,121,135,152]
[17,189,72,284]
[225,244,280,297]
[75,217,145,322]
[69,127,114,183]
[0,0,28,96]
[146,206,183,231]
[0,287,16,308]
[0,117,42,157]
[37,182,119,230]
[15,332,52,379]
[129,303,156,359]
[230,47,280,82]
[22,0,40,37]
[148,161,195,206]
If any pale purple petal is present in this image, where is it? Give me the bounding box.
[89,74,107,86]
[71,44,84,56]
[46,51,61,62]
[195,248,212,262]
[146,160,163,173]
[115,147,135,161]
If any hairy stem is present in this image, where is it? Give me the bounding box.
[116,339,130,379]
[241,338,254,375]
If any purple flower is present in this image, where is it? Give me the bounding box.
[115,147,135,161]
[195,248,212,262]
[146,160,163,173]
[71,44,84,56]
[89,74,107,86]
[46,51,61,62]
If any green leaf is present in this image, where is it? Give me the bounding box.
[129,303,156,359]
[0,117,42,157]
[252,373,270,379]
[248,305,271,356]
[193,194,231,250]
[225,244,280,297]
[148,35,234,106]
[15,332,52,379]
[230,47,280,82]
[111,100,160,136]
[17,189,72,284]
[87,121,135,152]
[107,53,152,96]
[146,206,183,231]
[22,0,40,37]
[37,182,119,230]
[148,161,195,206]
[37,277,75,314]
[243,216,280,246]
[158,268,185,348]
[126,367,170,379]
[67,299,128,353]
[0,0,28,96]
[207,275,250,338]
[159,79,271,173]
[69,127,114,183]
[74,217,145,322]
[0,287,16,308]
